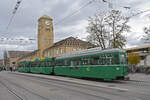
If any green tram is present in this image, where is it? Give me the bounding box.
[18,61,31,73]
[30,58,54,74]
[18,58,54,75]
[18,48,128,81]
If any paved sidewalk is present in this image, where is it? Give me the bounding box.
[128,73,150,82]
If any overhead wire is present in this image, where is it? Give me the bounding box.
[0,0,35,50]
[2,0,36,45]
[2,0,95,45]
[2,0,105,44]
[2,0,24,45]
[6,0,22,31]
[52,0,99,41]
[54,0,96,26]
[2,0,150,45]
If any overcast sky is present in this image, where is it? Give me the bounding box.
[0,0,150,59]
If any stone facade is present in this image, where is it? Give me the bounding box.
[38,15,54,57]
[43,37,95,58]
[17,50,39,62]
[3,51,31,69]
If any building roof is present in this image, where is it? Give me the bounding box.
[126,45,150,51]
[39,15,52,20]
[7,51,32,58]
[44,37,96,51]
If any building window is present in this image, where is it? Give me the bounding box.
[78,48,81,51]
[45,28,50,32]
[60,48,63,54]
[49,52,51,57]
[73,48,76,52]
[47,52,49,57]
[56,49,59,55]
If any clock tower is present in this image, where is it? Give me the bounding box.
[38,15,54,57]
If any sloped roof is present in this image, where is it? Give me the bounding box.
[44,37,96,51]
[7,51,32,58]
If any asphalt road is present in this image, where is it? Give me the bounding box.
[0,71,150,100]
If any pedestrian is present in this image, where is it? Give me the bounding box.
[13,65,16,72]
[10,67,12,72]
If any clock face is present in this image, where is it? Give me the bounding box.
[45,20,50,25]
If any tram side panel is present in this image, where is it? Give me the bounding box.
[54,52,128,80]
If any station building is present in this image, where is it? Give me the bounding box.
[4,15,95,68]
[3,51,31,69]
[126,45,150,67]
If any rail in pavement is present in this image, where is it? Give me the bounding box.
[10,72,129,92]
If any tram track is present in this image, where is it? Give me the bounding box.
[2,78,51,100]
[7,73,110,100]
[0,75,52,100]
[4,72,150,100]
[9,72,148,100]
[10,72,128,91]
[0,79,24,100]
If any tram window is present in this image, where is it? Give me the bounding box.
[70,59,81,66]
[36,62,38,67]
[81,58,89,65]
[31,63,34,67]
[31,63,33,67]
[37,62,40,67]
[45,62,48,67]
[49,61,53,66]
[73,60,77,66]
[76,60,81,65]
[40,62,43,67]
[30,63,33,67]
[39,62,41,67]
[44,62,46,67]
[99,55,113,65]
[71,61,73,66]
[34,63,37,67]
[107,55,113,65]
[22,64,24,67]
[100,55,106,65]
[120,54,126,64]
[64,60,69,66]
[46,61,51,67]
[40,62,44,67]
[77,60,81,65]
[56,60,64,66]
[91,56,99,65]
[114,54,119,64]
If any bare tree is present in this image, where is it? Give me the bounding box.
[87,10,130,49]
[87,13,110,49]
[142,26,150,43]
